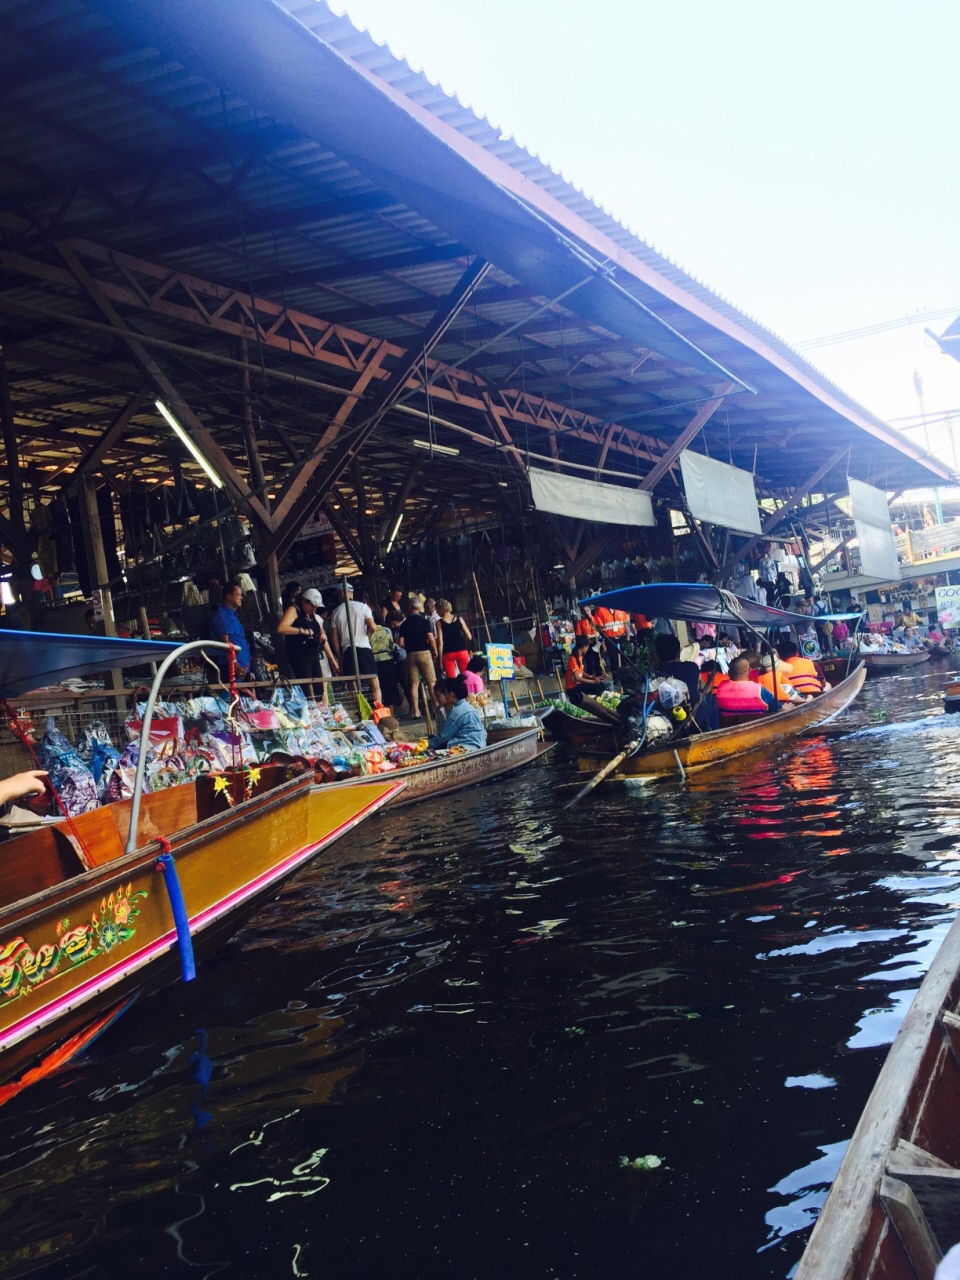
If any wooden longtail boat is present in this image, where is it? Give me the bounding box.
[485,705,554,743]
[544,704,620,747]
[794,907,960,1280]
[944,680,960,715]
[315,726,554,809]
[574,663,865,779]
[862,650,931,674]
[0,634,401,1098]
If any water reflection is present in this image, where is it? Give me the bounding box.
[0,675,958,1276]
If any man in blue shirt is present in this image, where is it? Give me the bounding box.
[428,676,487,751]
[208,582,251,679]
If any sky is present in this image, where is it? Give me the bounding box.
[333,0,960,471]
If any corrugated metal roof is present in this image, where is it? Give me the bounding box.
[0,0,950,570]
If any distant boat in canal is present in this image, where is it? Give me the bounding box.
[314,726,553,809]
[574,663,866,780]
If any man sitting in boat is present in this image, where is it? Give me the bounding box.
[715,657,778,725]
[428,676,487,752]
[776,640,829,695]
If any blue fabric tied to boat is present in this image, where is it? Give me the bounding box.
[156,852,197,983]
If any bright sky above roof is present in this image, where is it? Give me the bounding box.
[335,0,960,474]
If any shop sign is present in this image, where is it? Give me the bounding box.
[486,642,514,682]
[935,585,960,629]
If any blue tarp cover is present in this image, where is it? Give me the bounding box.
[0,630,180,697]
[580,582,862,629]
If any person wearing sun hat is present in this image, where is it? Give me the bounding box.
[276,587,338,691]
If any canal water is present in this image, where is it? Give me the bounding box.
[1,664,959,1279]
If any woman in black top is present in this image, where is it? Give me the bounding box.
[437,598,472,678]
[277,589,338,693]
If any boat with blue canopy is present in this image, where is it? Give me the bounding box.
[551,583,866,778]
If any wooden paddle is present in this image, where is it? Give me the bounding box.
[563,737,642,809]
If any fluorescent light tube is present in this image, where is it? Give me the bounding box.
[412,437,459,458]
[155,400,224,489]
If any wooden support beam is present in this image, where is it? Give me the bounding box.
[718,446,850,580]
[567,529,616,585]
[51,244,273,532]
[71,386,150,480]
[809,535,855,574]
[377,459,422,544]
[484,394,529,482]
[640,382,737,491]
[0,347,27,547]
[263,258,492,562]
[321,500,364,569]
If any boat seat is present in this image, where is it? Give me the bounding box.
[0,826,87,910]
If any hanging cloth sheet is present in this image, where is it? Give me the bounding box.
[529,468,655,527]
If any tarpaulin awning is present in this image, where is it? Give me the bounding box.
[0,630,180,698]
[580,582,862,628]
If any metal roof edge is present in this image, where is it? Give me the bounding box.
[310,2,952,485]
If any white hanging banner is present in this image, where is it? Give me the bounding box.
[848,477,901,581]
[528,467,655,527]
[679,451,762,534]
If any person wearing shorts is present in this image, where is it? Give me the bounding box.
[398,598,437,719]
[437,598,472,678]
[329,582,381,703]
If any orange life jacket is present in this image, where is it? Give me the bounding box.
[785,656,822,696]
[758,666,796,703]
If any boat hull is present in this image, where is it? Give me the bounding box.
[0,773,402,1090]
[315,727,552,809]
[575,664,866,778]
[795,905,960,1280]
[545,706,619,747]
[863,651,931,673]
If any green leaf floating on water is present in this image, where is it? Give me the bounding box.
[620,1155,663,1171]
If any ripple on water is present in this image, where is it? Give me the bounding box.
[0,673,959,1277]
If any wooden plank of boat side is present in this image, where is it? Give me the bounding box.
[884,1163,960,1261]
[878,1175,941,1279]
[796,909,960,1278]
[942,1010,960,1066]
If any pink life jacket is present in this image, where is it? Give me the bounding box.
[715,679,770,720]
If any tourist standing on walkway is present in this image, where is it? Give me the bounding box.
[273,580,301,677]
[208,582,251,681]
[276,588,338,695]
[437,599,472,678]
[329,582,381,703]
[398,597,438,719]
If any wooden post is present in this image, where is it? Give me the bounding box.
[138,605,158,677]
[77,475,125,707]
[472,572,493,646]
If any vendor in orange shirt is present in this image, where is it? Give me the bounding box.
[575,606,598,639]
[565,634,606,706]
